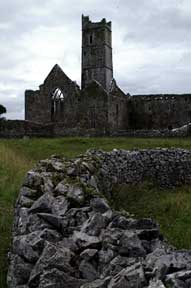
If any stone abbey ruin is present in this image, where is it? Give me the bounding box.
[7,16,191,287]
[24,15,191,135]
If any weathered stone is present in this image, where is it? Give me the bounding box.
[29,193,54,214]
[81,161,96,173]
[165,270,191,287]
[72,231,101,249]
[98,248,116,267]
[80,277,111,288]
[19,195,34,208]
[51,196,69,216]
[67,185,84,205]
[90,198,110,214]
[29,242,74,287]
[38,268,86,288]
[38,228,61,242]
[15,207,29,235]
[103,255,139,277]
[109,215,131,230]
[119,230,146,257]
[115,218,158,230]
[88,176,98,190]
[67,166,78,176]
[82,212,108,236]
[27,213,52,233]
[13,231,44,263]
[80,249,98,261]
[23,171,43,189]
[148,280,166,288]
[103,209,113,222]
[54,181,69,196]
[66,207,89,228]
[79,259,98,281]
[41,177,54,194]
[7,254,33,287]
[49,160,65,172]
[59,237,78,252]
[38,213,65,232]
[101,228,122,248]
[20,186,39,200]
[108,263,146,288]
[146,249,191,280]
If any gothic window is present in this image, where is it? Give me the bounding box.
[51,88,65,121]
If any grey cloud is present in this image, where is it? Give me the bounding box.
[122,1,191,47]
[0,0,191,119]
[0,92,24,118]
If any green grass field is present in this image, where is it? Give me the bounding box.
[1,137,191,287]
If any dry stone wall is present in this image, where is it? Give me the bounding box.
[0,120,53,138]
[7,149,191,287]
[1,120,191,138]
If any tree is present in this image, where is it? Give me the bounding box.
[0,104,6,119]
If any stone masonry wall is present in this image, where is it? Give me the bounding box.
[0,120,54,138]
[7,148,191,287]
[81,16,113,91]
[91,149,191,194]
[129,94,191,130]
[1,119,191,138]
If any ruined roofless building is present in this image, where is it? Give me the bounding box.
[25,15,191,132]
[81,15,113,91]
[25,15,128,131]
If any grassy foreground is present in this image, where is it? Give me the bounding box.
[1,137,191,287]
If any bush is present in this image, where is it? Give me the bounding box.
[0,105,6,118]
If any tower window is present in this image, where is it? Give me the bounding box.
[89,35,93,44]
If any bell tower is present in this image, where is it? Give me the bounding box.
[81,15,113,91]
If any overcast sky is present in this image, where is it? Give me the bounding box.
[1,0,191,119]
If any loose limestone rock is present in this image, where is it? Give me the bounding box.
[7,149,191,287]
[108,263,146,288]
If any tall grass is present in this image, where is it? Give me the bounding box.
[0,143,34,286]
[111,182,191,249]
[1,137,191,287]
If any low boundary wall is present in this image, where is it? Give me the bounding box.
[0,120,191,138]
[7,148,191,287]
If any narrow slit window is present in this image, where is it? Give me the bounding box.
[90,35,93,44]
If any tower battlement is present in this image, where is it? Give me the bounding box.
[82,15,111,31]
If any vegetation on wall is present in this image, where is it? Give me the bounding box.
[0,104,6,119]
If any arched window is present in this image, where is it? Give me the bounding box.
[51,88,65,121]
